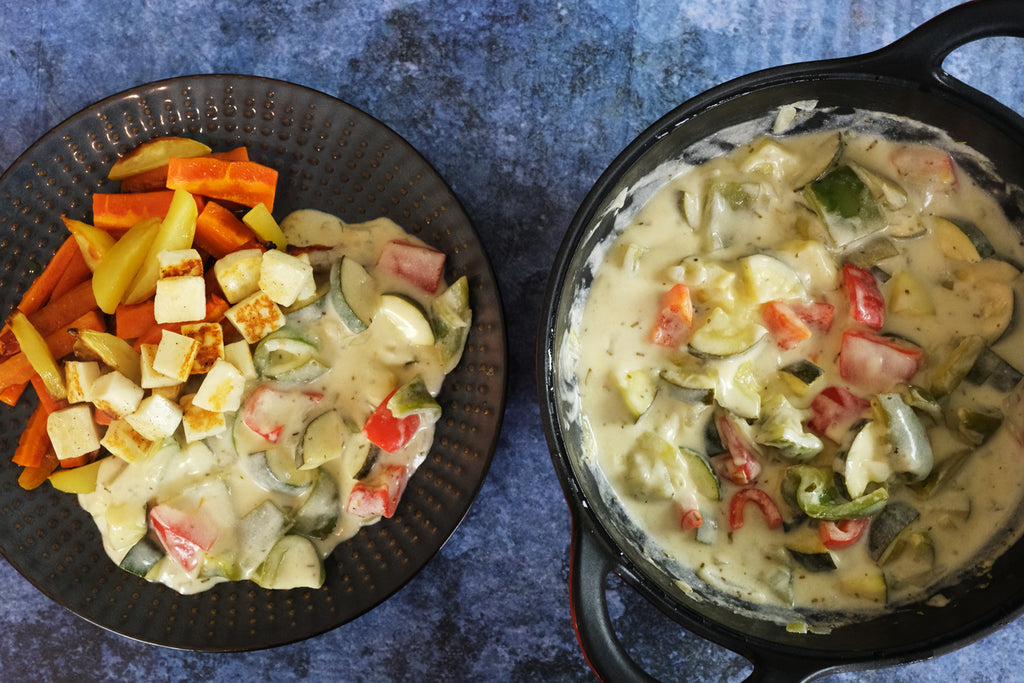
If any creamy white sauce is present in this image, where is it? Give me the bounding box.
[570,113,1024,627]
[80,211,452,594]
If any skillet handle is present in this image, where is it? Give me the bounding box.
[569,523,659,683]
[570,518,827,682]
[856,0,1024,87]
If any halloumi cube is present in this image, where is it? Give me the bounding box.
[46,404,101,463]
[101,418,156,464]
[180,322,224,374]
[192,359,246,413]
[224,340,257,379]
[139,344,182,389]
[65,360,101,404]
[153,330,200,382]
[259,249,315,307]
[90,370,145,418]
[125,394,183,441]
[214,248,263,303]
[180,393,227,442]
[224,290,285,343]
[154,275,206,323]
[158,248,203,278]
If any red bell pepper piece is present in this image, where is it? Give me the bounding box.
[807,385,871,443]
[650,283,693,347]
[790,300,835,332]
[889,146,957,188]
[362,389,422,453]
[376,240,446,294]
[345,464,410,518]
[842,264,885,330]
[679,508,704,530]
[714,413,762,485]
[728,488,783,531]
[149,504,218,572]
[761,300,812,350]
[819,518,870,549]
[838,329,924,392]
[242,385,323,443]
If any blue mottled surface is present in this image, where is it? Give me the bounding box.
[1,1,1023,681]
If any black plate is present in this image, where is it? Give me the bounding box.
[0,75,507,650]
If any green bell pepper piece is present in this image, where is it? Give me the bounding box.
[782,465,889,520]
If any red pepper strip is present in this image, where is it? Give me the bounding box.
[842,263,885,330]
[149,504,218,572]
[807,385,871,443]
[838,329,924,393]
[729,488,783,531]
[819,518,870,549]
[714,413,761,485]
[650,283,693,348]
[376,240,446,294]
[761,300,812,350]
[790,300,835,333]
[679,508,703,530]
[362,389,421,453]
[345,464,410,519]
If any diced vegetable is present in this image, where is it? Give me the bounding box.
[329,255,377,334]
[839,330,923,393]
[804,165,884,246]
[842,263,885,330]
[614,368,657,421]
[819,518,870,550]
[376,240,446,294]
[808,386,870,444]
[430,275,472,372]
[867,501,919,562]
[761,300,812,350]
[650,283,693,347]
[714,411,762,485]
[728,488,783,531]
[149,503,219,572]
[256,535,325,589]
[166,157,278,212]
[346,464,410,518]
[872,393,933,481]
[362,388,422,453]
[782,465,888,520]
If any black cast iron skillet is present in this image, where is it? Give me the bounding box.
[538,1,1024,680]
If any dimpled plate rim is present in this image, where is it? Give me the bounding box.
[0,74,507,651]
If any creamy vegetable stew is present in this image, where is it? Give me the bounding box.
[573,114,1024,625]
[78,210,470,594]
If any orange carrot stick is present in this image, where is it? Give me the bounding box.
[115,299,157,340]
[30,375,68,415]
[0,382,28,406]
[92,190,177,231]
[195,201,257,258]
[18,236,80,315]
[12,405,51,468]
[118,165,169,193]
[166,158,277,212]
[17,450,59,490]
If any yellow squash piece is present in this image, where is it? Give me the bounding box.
[124,189,199,304]
[244,203,288,249]
[92,216,161,314]
[48,457,107,494]
[62,217,116,272]
[8,310,66,400]
[108,137,212,180]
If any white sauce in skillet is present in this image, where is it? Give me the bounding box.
[574,121,1024,623]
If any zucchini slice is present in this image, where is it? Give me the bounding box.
[680,446,721,501]
[377,294,435,345]
[689,308,767,359]
[119,537,164,578]
[293,470,341,539]
[330,255,378,333]
[932,216,995,262]
[257,535,326,590]
[867,501,919,563]
[253,328,327,383]
[430,275,472,373]
[298,410,347,470]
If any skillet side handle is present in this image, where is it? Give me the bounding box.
[569,524,659,683]
[857,0,1024,85]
